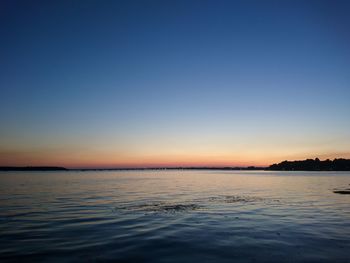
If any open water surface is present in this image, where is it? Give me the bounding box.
[0,170,349,262]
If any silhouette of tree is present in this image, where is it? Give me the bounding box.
[268,158,350,171]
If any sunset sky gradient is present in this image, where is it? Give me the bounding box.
[1,0,350,168]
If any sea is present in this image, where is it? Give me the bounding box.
[0,170,349,262]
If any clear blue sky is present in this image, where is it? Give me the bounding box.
[1,0,349,168]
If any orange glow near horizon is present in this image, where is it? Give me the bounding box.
[0,154,269,168]
[1,148,349,169]
[1,128,350,169]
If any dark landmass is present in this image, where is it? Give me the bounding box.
[0,166,68,171]
[268,158,350,171]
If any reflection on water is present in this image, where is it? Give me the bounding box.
[0,170,349,262]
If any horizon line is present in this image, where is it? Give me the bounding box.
[1,157,349,171]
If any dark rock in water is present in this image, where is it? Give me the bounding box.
[333,190,350,195]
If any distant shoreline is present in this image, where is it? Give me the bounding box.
[0,158,350,172]
[1,158,350,171]
[0,166,265,171]
[0,166,69,171]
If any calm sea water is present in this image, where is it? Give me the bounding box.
[0,170,349,262]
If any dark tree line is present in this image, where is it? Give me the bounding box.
[268,158,350,171]
[0,166,68,171]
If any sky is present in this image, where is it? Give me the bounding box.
[1,0,350,168]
